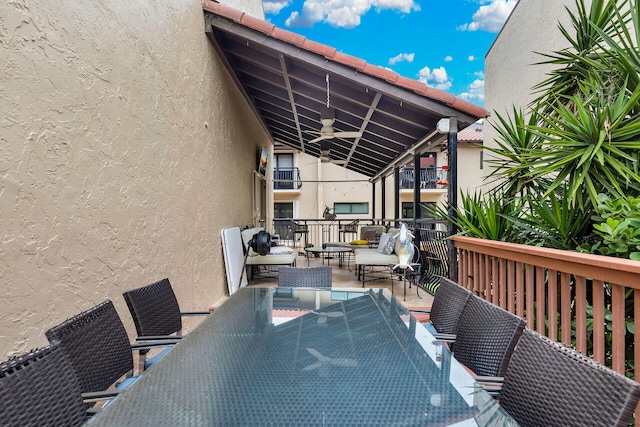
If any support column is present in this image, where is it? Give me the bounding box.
[393,167,400,227]
[381,176,386,221]
[447,117,459,281]
[413,152,421,226]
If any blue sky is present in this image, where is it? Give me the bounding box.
[262,0,519,107]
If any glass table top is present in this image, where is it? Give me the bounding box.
[88,287,517,426]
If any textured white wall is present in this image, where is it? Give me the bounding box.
[484,0,584,158]
[0,0,268,357]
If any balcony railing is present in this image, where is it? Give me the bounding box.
[453,235,640,382]
[274,167,302,190]
[399,167,448,189]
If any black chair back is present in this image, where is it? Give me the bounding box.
[45,300,133,395]
[429,277,472,335]
[0,344,86,426]
[278,266,332,288]
[453,295,525,377]
[123,278,183,337]
[500,329,640,427]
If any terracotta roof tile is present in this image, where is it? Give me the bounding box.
[202,0,489,118]
[241,14,275,35]
[207,2,244,23]
[395,75,428,95]
[424,87,456,106]
[362,63,398,83]
[458,126,484,143]
[272,27,306,48]
[333,52,367,71]
[302,39,337,59]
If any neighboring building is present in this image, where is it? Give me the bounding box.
[484,0,585,170]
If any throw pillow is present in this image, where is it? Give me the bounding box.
[377,233,395,255]
[350,239,368,245]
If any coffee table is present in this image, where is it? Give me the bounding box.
[305,246,352,267]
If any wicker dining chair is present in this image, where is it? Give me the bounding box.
[413,277,472,340]
[123,278,210,339]
[278,266,332,288]
[45,300,170,404]
[499,329,640,427]
[122,278,210,368]
[452,294,526,378]
[0,344,87,427]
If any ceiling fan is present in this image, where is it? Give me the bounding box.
[308,106,362,145]
[318,141,348,165]
[307,73,362,146]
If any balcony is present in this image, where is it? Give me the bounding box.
[274,167,302,190]
[399,167,448,190]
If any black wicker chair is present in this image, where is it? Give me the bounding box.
[452,294,525,378]
[278,266,332,288]
[0,344,87,426]
[122,278,210,367]
[499,329,640,427]
[411,277,472,340]
[45,300,170,404]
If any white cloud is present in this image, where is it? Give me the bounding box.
[468,55,476,61]
[263,0,292,14]
[460,0,518,33]
[389,52,415,65]
[444,55,453,62]
[284,0,420,29]
[459,79,485,102]
[474,71,485,78]
[417,66,452,91]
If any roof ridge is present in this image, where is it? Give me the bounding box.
[202,0,488,119]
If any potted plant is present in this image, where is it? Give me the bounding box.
[323,206,336,221]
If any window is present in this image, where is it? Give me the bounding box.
[273,202,294,240]
[274,153,294,190]
[333,202,368,215]
[402,202,436,219]
[274,202,293,218]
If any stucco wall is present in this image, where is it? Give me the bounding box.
[484,0,583,157]
[0,0,269,357]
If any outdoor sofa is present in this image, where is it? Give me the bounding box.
[241,227,298,279]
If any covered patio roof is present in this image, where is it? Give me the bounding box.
[203,2,488,180]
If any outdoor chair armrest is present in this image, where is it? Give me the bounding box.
[180,311,211,317]
[474,376,504,384]
[82,390,121,403]
[135,335,182,342]
[432,333,456,342]
[131,340,181,350]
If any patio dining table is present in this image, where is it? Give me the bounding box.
[87,287,517,426]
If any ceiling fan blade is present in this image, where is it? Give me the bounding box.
[333,131,362,139]
[309,135,333,144]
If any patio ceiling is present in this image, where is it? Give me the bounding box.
[203,2,488,180]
